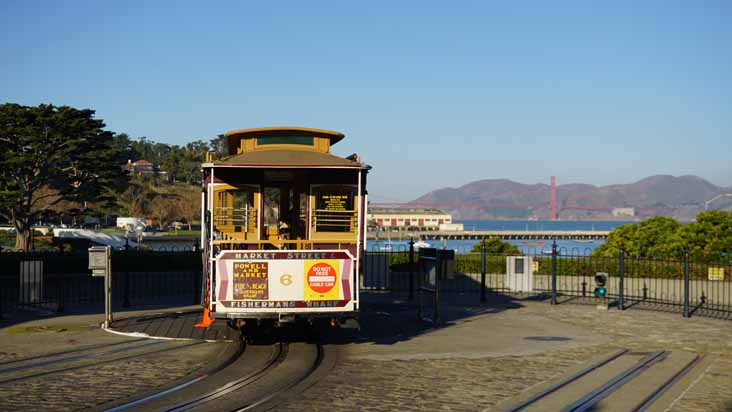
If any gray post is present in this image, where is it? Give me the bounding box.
[551,240,558,305]
[408,238,414,301]
[683,248,690,318]
[105,246,113,327]
[480,238,487,302]
[618,248,625,310]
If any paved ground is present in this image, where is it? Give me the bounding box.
[2,295,732,411]
[0,307,232,412]
[277,294,732,412]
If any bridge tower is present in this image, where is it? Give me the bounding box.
[549,176,558,220]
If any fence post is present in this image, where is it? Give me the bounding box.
[683,248,690,318]
[434,252,441,325]
[123,271,131,308]
[618,247,625,310]
[480,238,487,302]
[408,238,414,301]
[56,280,64,313]
[551,240,558,305]
[193,268,201,305]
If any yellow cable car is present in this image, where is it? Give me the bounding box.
[200,127,369,331]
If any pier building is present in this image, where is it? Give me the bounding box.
[367,207,452,231]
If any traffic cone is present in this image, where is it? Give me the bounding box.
[194,307,215,328]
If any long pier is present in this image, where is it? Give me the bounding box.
[369,230,611,241]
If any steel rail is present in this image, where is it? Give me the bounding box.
[103,341,247,412]
[630,354,703,412]
[0,340,165,375]
[231,343,325,412]
[0,338,148,367]
[504,349,629,412]
[163,342,289,412]
[563,351,668,412]
[0,341,203,385]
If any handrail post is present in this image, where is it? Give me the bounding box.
[408,238,415,301]
[683,248,690,318]
[480,238,487,302]
[551,240,558,305]
[618,247,625,310]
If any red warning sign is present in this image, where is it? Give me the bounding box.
[307,262,337,293]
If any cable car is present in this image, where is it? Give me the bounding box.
[199,127,369,332]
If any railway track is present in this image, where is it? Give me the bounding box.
[0,339,204,385]
[499,348,708,412]
[104,340,331,412]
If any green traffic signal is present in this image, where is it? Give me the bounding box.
[594,287,607,298]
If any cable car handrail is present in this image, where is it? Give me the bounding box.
[213,205,257,230]
[312,209,357,232]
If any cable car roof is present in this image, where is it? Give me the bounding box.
[224,126,345,145]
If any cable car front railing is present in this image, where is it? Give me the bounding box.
[311,209,357,233]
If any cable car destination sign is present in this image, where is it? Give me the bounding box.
[215,250,354,310]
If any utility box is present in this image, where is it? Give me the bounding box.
[419,248,455,282]
[506,256,534,292]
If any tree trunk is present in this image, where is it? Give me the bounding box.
[11,209,33,252]
[15,228,32,252]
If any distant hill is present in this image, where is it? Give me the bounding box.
[409,175,732,221]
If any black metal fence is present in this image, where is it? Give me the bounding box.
[0,250,202,317]
[362,242,732,320]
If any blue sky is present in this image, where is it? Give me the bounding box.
[2,1,731,201]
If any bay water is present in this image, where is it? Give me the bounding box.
[368,220,633,255]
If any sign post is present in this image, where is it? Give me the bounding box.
[89,246,113,327]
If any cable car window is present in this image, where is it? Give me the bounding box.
[312,187,355,232]
[215,188,255,232]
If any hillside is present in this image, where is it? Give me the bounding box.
[409,175,732,221]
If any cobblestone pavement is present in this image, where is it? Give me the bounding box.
[0,339,227,412]
[279,300,732,412]
[0,310,229,412]
[537,303,732,412]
